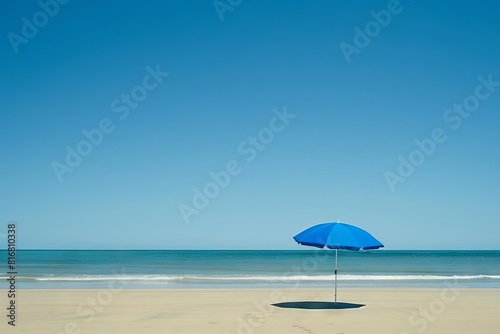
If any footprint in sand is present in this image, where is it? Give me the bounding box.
[292,324,314,333]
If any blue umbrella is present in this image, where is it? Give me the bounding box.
[293,222,384,303]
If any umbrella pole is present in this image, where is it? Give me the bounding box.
[334,248,338,304]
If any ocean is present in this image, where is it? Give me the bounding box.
[1,250,499,289]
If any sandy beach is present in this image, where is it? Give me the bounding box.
[1,288,499,333]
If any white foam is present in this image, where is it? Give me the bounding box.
[5,274,500,282]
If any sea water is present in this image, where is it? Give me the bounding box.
[0,250,499,289]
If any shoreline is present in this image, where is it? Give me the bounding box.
[7,280,500,289]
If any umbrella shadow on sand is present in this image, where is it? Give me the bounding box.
[272,301,365,310]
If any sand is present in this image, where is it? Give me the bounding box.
[1,288,499,333]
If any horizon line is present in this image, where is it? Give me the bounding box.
[2,249,500,251]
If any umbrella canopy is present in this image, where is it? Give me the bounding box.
[293,222,384,303]
[293,222,384,251]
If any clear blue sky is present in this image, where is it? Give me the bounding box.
[1,0,499,250]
